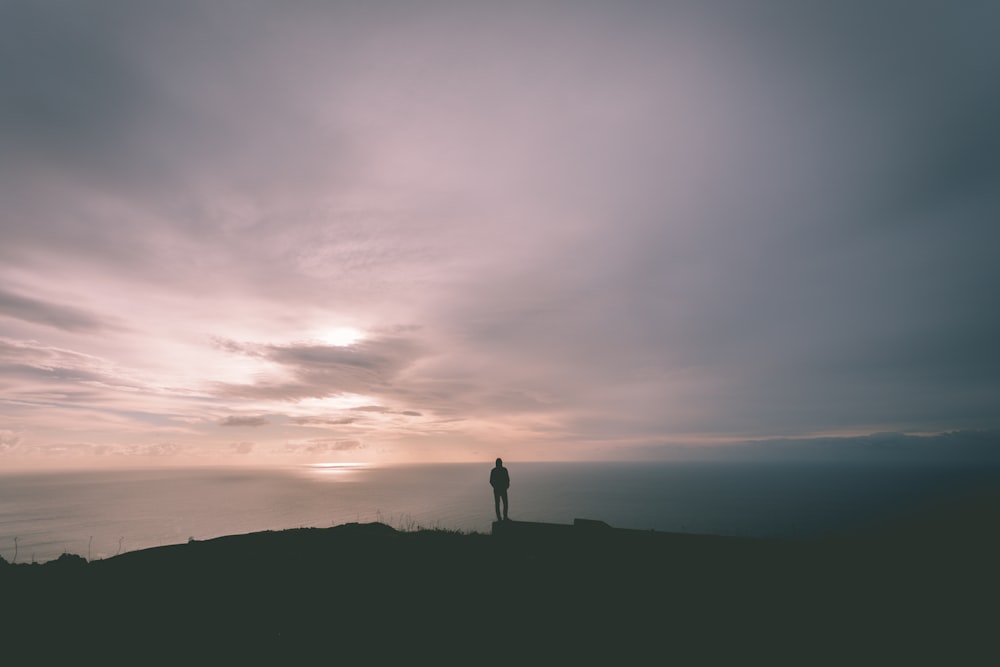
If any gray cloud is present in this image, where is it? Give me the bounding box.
[0,2,147,164]
[12,440,183,459]
[0,288,113,332]
[410,0,1000,438]
[0,338,143,400]
[213,334,424,403]
[129,442,183,457]
[219,415,270,428]
[291,417,357,426]
[230,441,255,454]
[0,338,110,380]
[0,430,22,451]
[285,438,366,454]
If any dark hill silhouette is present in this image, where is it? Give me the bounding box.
[3,486,999,665]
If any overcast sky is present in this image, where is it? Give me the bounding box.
[1,0,998,468]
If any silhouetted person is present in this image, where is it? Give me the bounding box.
[490,458,510,521]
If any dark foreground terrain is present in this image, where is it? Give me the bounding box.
[3,483,999,665]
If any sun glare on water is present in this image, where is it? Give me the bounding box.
[304,462,370,481]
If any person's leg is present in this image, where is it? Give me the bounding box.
[500,490,508,520]
[494,491,502,521]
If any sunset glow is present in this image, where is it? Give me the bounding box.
[1,1,997,470]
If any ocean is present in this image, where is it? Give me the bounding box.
[0,460,991,564]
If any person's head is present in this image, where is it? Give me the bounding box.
[495,458,503,467]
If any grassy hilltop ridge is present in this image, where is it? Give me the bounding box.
[4,486,999,665]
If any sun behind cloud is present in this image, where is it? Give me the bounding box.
[314,327,365,347]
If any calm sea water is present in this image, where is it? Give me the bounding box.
[0,461,991,564]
